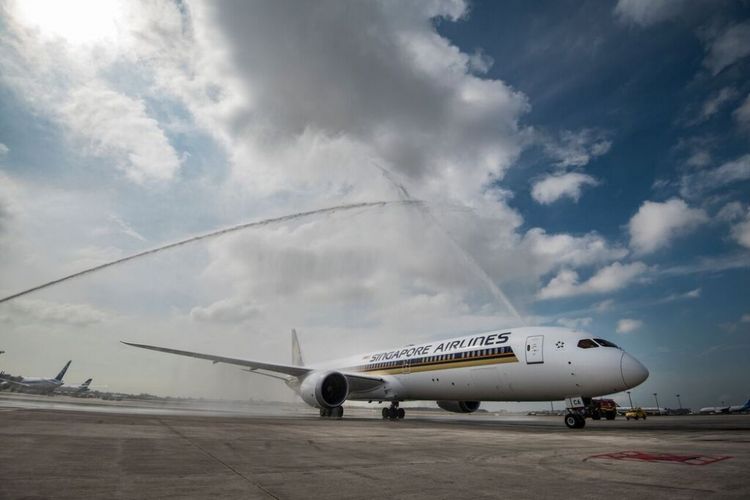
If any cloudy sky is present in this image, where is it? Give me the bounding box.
[0,0,748,410]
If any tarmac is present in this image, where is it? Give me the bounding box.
[1,394,748,499]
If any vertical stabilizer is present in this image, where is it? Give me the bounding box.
[81,378,92,389]
[291,329,304,366]
[55,360,71,382]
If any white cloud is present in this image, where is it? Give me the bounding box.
[0,2,182,184]
[660,287,701,303]
[734,94,750,130]
[107,215,146,242]
[521,228,628,269]
[595,299,615,312]
[58,85,181,184]
[0,298,109,326]
[187,1,530,206]
[614,0,687,27]
[686,150,711,168]
[731,210,750,249]
[531,172,599,204]
[717,201,745,222]
[537,261,648,299]
[616,318,643,334]
[680,154,750,198]
[190,298,261,324]
[0,143,8,156]
[556,317,592,329]
[742,314,750,323]
[703,20,750,75]
[698,87,738,122]
[540,128,611,168]
[628,198,708,254]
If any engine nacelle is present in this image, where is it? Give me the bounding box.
[299,371,349,409]
[436,400,481,413]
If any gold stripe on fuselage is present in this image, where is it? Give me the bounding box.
[354,353,519,376]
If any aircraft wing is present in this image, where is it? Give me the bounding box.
[121,341,387,391]
[122,341,311,377]
[0,379,32,388]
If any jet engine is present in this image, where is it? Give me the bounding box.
[436,400,481,413]
[299,371,349,409]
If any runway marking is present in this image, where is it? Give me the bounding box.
[157,418,281,499]
[588,450,732,466]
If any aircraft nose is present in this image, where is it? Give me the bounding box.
[620,352,649,388]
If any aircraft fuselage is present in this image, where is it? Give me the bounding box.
[312,326,648,403]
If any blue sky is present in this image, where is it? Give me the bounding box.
[0,0,748,409]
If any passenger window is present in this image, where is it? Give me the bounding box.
[594,338,620,348]
[577,339,599,349]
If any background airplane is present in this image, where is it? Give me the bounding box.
[57,378,93,396]
[0,361,71,394]
[124,326,649,429]
[699,399,750,414]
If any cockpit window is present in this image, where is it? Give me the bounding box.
[593,338,620,348]
[577,339,599,349]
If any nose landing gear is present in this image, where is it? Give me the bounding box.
[382,402,405,420]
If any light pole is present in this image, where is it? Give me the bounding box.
[653,392,660,414]
[627,391,634,409]
[676,394,682,410]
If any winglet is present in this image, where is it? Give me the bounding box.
[291,329,304,366]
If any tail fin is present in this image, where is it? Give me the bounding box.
[81,378,92,389]
[55,361,71,382]
[291,329,304,366]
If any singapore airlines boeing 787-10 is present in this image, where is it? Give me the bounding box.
[123,326,648,428]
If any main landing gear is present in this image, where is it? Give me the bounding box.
[320,406,344,419]
[564,412,586,429]
[382,402,405,420]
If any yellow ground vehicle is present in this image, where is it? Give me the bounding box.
[625,407,647,420]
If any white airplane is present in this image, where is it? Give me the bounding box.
[699,399,750,415]
[123,326,649,428]
[58,378,93,396]
[0,360,71,394]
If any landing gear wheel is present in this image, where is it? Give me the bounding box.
[383,402,401,420]
[564,413,585,429]
[564,413,577,428]
[320,408,331,418]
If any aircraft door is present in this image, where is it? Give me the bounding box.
[402,357,412,374]
[525,335,544,364]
